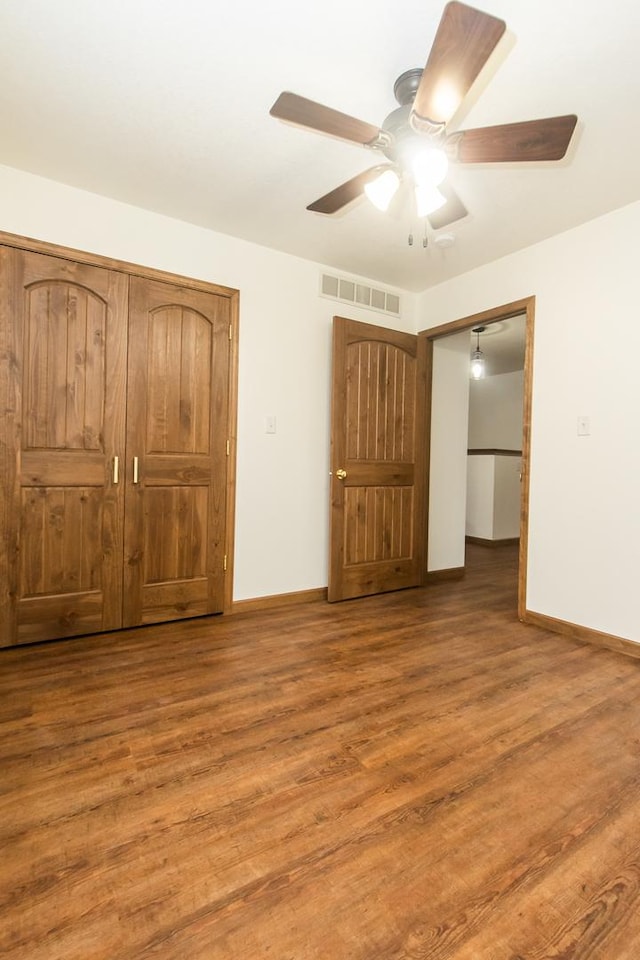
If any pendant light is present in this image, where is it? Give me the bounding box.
[470,326,486,380]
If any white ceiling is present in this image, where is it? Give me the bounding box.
[471,315,525,375]
[1,0,638,293]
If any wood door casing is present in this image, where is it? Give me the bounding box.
[123,276,231,626]
[329,316,428,601]
[0,247,128,643]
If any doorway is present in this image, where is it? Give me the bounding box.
[419,296,535,620]
[466,314,525,546]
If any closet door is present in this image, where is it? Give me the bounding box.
[123,276,231,626]
[0,248,128,645]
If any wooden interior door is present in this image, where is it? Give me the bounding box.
[0,247,128,644]
[328,316,428,602]
[123,276,231,626]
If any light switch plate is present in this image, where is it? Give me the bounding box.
[577,416,590,436]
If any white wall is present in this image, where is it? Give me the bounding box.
[466,455,521,541]
[468,370,525,450]
[466,457,495,540]
[428,330,470,571]
[0,164,417,601]
[419,200,640,644]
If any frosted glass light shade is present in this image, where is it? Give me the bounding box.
[364,170,400,211]
[412,147,448,186]
[470,349,485,380]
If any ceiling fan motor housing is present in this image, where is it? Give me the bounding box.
[382,69,449,166]
[393,68,424,106]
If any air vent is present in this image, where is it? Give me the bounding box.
[320,272,401,318]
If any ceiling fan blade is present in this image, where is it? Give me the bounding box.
[412,2,506,129]
[270,92,385,146]
[307,166,390,214]
[428,182,468,229]
[452,115,578,163]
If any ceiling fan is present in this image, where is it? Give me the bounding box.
[269,1,577,229]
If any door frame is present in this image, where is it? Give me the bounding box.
[0,228,239,616]
[419,296,535,620]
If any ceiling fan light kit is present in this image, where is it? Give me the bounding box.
[411,145,449,187]
[270,1,578,233]
[415,184,447,218]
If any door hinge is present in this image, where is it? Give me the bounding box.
[228,323,232,341]
[226,439,230,456]
[223,554,228,572]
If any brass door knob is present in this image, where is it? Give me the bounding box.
[335,468,347,480]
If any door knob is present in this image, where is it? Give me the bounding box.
[335,468,347,480]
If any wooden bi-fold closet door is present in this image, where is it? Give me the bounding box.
[122,276,231,628]
[0,247,129,644]
[0,245,235,647]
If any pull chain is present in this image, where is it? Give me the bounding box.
[408,220,430,248]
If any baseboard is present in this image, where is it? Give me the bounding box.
[232,586,327,615]
[524,609,640,661]
[465,536,520,548]
[425,566,465,583]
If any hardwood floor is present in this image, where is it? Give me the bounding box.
[2,544,640,959]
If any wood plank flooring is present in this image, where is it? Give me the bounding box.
[2,544,640,959]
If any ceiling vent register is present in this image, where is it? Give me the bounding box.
[321,273,401,317]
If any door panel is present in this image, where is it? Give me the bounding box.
[329,317,428,602]
[344,486,414,564]
[0,248,128,644]
[19,487,104,596]
[123,276,230,626]
[345,338,416,462]
[142,486,208,582]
